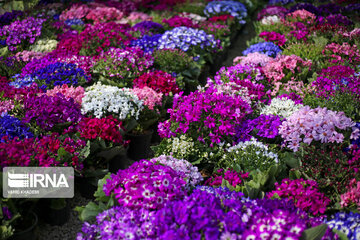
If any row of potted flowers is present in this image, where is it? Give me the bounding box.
[0,0,255,239]
[77,0,360,239]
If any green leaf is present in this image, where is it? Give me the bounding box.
[283,152,301,168]
[0,47,8,57]
[94,173,112,201]
[332,229,349,240]
[75,202,105,222]
[96,146,126,162]
[300,224,328,240]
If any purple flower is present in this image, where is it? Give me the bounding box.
[2,206,12,220]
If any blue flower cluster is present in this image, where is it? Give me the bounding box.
[130,34,162,53]
[268,0,294,6]
[132,21,163,34]
[158,27,216,52]
[64,18,84,26]
[327,212,360,240]
[0,40,6,46]
[30,62,90,90]
[9,74,37,88]
[0,114,33,142]
[242,42,282,58]
[0,10,23,27]
[204,1,247,24]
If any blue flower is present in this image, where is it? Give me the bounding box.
[242,42,282,58]
[9,74,37,88]
[268,0,294,6]
[64,18,84,26]
[327,212,360,240]
[204,1,247,24]
[130,34,162,53]
[158,27,216,53]
[0,114,33,142]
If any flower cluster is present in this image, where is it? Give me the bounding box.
[261,98,303,118]
[64,18,84,26]
[0,17,46,51]
[131,21,164,35]
[85,6,124,24]
[130,34,162,53]
[204,1,247,24]
[279,106,356,151]
[133,70,180,95]
[327,212,360,240]
[103,160,186,210]
[92,47,153,87]
[259,31,287,46]
[223,138,279,171]
[42,85,85,105]
[322,42,360,66]
[81,83,143,120]
[157,27,216,53]
[206,168,249,187]
[0,133,85,169]
[162,15,198,28]
[9,74,37,88]
[23,94,83,131]
[0,100,14,115]
[29,39,58,53]
[233,52,273,67]
[242,42,282,58]
[30,62,89,90]
[250,114,282,139]
[150,155,203,188]
[257,6,287,21]
[77,116,125,145]
[268,178,330,215]
[340,179,360,210]
[0,115,33,142]
[131,87,162,110]
[158,85,252,145]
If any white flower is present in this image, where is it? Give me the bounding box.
[261,15,280,25]
[260,98,303,118]
[81,83,143,119]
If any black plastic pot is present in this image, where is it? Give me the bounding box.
[10,211,38,240]
[46,200,70,226]
[75,176,98,199]
[108,147,129,173]
[126,130,153,161]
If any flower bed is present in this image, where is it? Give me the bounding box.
[1,0,360,239]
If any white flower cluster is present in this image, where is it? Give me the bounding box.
[260,98,303,118]
[151,155,203,188]
[81,83,143,120]
[261,15,280,25]
[30,39,58,52]
[180,12,207,23]
[169,135,196,158]
[227,138,279,163]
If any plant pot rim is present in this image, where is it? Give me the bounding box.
[12,211,38,236]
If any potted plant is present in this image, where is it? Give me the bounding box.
[125,87,163,160]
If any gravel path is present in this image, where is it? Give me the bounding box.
[37,191,90,240]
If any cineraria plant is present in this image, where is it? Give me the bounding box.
[23,94,83,132]
[340,179,360,211]
[157,27,216,56]
[205,168,249,188]
[133,70,181,95]
[327,212,360,240]
[149,155,203,188]
[268,178,330,216]
[204,1,247,24]
[91,47,153,88]
[158,85,252,146]
[153,134,226,165]
[81,83,143,121]
[242,42,282,58]
[0,114,33,142]
[279,106,357,151]
[219,138,279,172]
[103,160,187,210]
[30,62,90,90]
[0,17,46,52]
[260,97,303,119]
